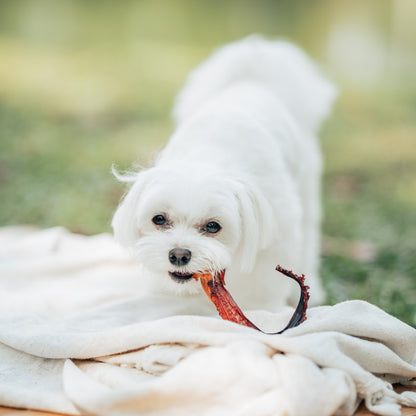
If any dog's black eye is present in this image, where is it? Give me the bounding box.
[152,215,167,226]
[204,221,221,234]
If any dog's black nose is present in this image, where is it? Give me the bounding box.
[169,248,192,266]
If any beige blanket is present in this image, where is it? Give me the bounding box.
[0,227,415,416]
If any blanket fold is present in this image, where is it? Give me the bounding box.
[0,227,415,416]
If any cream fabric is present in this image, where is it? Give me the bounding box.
[0,227,415,416]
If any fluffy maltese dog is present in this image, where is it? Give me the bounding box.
[112,36,336,311]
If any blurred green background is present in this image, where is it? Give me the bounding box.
[0,0,415,325]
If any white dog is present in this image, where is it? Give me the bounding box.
[112,36,336,311]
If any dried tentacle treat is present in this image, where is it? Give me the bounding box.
[274,265,310,332]
[194,270,259,330]
[193,265,310,334]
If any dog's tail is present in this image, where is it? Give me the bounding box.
[173,35,337,134]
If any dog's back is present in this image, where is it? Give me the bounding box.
[173,35,337,135]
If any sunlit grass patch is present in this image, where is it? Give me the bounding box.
[0,37,204,119]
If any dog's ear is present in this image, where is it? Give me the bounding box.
[111,169,150,248]
[230,178,275,273]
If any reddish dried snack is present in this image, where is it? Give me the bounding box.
[193,270,259,330]
[193,265,310,334]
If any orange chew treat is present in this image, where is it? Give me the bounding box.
[193,266,310,334]
[193,270,259,330]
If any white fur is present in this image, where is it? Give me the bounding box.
[112,36,337,310]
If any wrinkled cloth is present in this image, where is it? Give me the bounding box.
[0,227,415,416]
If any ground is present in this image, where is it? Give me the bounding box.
[0,1,415,326]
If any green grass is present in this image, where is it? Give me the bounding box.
[0,103,171,234]
[0,0,415,326]
[320,90,416,326]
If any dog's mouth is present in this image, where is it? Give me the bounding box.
[169,271,194,283]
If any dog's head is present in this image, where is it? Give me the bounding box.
[112,164,273,295]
